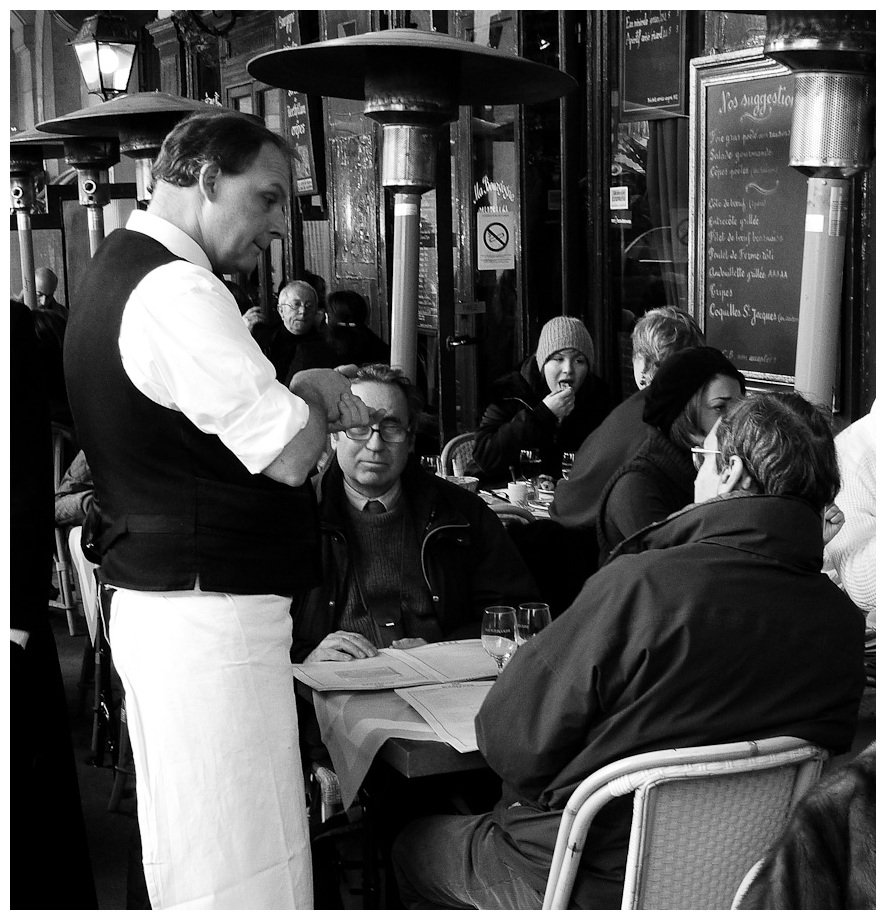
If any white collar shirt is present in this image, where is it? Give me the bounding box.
[118,210,308,474]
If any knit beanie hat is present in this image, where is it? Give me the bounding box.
[642,346,745,434]
[536,316,595,371]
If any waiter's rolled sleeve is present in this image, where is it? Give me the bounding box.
[120,261,311,474]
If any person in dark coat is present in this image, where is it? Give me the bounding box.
[250,279,338,385]
[467,316,616,485]
[391,390,866,910]
[596,345,744,563]
[10,300,98,908]
[323,288,390,368]
[549,306,704,531]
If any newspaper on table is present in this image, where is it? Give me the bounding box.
[292,638,498,692]
[395,680,495,752]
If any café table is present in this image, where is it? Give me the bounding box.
[295,681,489,810]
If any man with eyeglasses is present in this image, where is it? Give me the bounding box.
[291,363,539,664]
[250,278,337,385]
[392,390,865,910]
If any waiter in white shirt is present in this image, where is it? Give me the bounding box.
[63,110,378,910]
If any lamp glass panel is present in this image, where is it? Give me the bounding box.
[103,42,137,92]
[74,42,101,93]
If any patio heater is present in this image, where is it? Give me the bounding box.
[763,12,875,408]
[9,128,70,308]
[248,28,576,382]
[37,92,223,208]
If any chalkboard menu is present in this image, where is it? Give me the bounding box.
[274,12,320,196]
[690,50,808,385]
[620,11,686,121]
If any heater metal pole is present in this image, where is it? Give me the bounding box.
[390,192,422,380]
[794,177,850,406]
[17,209,37,309]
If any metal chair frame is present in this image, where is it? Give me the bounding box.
[542,736,827,910]
[440,431,476,477]
[488,501,537,526]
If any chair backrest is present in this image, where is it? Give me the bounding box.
[440,431,476,476]
[488,502,536,527]
[51,422,76,489]
[543,737,827,911]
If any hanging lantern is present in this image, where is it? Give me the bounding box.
[70,11,138,101]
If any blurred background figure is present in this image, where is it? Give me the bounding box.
[300,271,328,332]
[249,279,337,385]
[468,315,615,485]
[823,402,876,629]
[597,345,745,562]
[324,289,390,368]
[550,306,705,531]
[35,266,67,317]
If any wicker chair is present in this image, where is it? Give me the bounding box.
[542,736,827,910]
[440,431,476,476]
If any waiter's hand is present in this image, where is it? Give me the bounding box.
[289,367,379,432]
[304,630,379,662]
[823,501,845,545]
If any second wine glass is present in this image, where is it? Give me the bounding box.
[516,602,552,646]
[481,606,517,674]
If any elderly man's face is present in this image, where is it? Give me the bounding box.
[277,284,318,336]
[201,142,289,274]
[333,380,413,498]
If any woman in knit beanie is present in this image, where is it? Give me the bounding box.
[596,345,745,562]
[467,316,616,485]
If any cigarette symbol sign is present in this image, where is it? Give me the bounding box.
[483,221,509,252]
[477,212,515,270]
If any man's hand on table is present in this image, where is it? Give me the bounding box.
[304,630,379,662]
[390,638,427,650]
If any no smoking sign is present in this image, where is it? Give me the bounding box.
[477,212,515,270]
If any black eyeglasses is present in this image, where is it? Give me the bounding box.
[344,423,409,444]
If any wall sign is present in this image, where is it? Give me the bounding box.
[275,12,319,196]
[690,49,808,386]
[620,11,687,121]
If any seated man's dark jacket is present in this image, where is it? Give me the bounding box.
[252,318,338,386]
[290,455,541,663]
[474,493,866,908]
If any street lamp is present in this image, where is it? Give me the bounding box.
[71,11,139,101]
[248,28,576,382]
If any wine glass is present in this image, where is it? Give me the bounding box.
[561,453,576,481]
[516,603,552,646]
[420,455,442,476]
[481,606,517,674]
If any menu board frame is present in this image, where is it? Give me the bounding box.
[689,48,806,387]
[619,10,687,122]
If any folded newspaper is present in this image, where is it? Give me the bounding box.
[292,638,498,691]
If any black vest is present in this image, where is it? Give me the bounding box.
[63,228,320,595]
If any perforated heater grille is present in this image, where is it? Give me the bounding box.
[790,72,873,172]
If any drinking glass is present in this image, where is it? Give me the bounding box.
[481,606,517,674]
[420,455,442,476]
[516,603,552,646]
[561,453,576,480]
[519,449,542,481]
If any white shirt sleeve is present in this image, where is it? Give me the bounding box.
[119,261,309,474]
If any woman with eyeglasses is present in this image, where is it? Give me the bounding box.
[248,279,338,385]
[596,346,745,564]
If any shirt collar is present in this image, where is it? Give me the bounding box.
[126,210,212,272]
[342,475,402,512]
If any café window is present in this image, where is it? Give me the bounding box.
[609,11,691,393]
